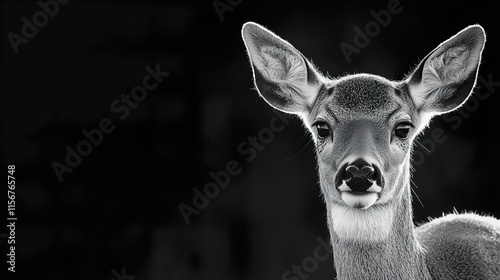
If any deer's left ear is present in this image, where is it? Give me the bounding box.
[404,25,486,115]
[241,22,326,115]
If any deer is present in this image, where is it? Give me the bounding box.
[241,22,500,279]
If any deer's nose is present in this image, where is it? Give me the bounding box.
[337,159,381,192]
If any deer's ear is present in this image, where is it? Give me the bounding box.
[241,22,325,115]
[404,25,485,115]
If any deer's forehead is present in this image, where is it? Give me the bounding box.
[314,76,403,121]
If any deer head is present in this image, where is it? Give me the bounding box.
[241,22,485,242]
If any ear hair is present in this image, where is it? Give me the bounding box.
[241,22,325,115]
[405,25,485,115]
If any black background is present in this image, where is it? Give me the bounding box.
[1,0,500,279]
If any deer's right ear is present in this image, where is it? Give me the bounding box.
[241,22,325,115]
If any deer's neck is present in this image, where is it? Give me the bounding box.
[327,172,432,280]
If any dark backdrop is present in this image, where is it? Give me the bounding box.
[1,0,499,279]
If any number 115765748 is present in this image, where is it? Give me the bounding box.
[7,165,15,217]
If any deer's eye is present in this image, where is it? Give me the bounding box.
[395,123,412,139]
[315,122,330,139]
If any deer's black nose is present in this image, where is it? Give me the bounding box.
[338,159,379,192]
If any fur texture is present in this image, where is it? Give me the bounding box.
[417,213,500,279]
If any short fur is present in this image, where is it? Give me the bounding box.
[241,22,500,280]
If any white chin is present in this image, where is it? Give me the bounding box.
[330,200,393,241]
[341,192,378,209]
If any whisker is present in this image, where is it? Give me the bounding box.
[410,184,425,208]
[415,140,430,154]
[298,130,309,141]
[410,179,418,188]
[285,137,312,160]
